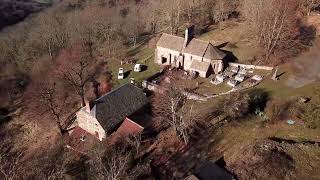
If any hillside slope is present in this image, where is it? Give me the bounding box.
[0,0,54,30]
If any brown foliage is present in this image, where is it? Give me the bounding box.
[226,140,295,179]
[56,43,107,106]
[243,0,304,63]
[223,92,250,119]
[265,99,297,122]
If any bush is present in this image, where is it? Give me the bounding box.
[223,92,250,119]
[248,89,269,113]
[265,98,302,123]
[301,103,320,129]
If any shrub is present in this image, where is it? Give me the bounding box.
[248,89,269,113]
[223,92,250,119]
[265,99,290,122]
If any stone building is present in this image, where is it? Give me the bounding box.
[67,83,149,142]
[155,26,227,78]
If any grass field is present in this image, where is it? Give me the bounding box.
[199,21,262,64]
[106,44,161,88]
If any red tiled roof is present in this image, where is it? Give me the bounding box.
[111,117,144,142]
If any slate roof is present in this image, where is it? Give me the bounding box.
[190,60,211,73]
[156,33,185,52]
[94,84,149,134]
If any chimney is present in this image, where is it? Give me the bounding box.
[184,25,194,48]
[84,81,99,113]
[84,99,94,113]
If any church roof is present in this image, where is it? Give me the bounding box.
[182,38,209,57]
[190,60,211,73]
[204,43,227,60]
[157,33,226,60]
[156,33,185,52]
[94,83,148,134]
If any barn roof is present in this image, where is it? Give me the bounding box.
[94,83,148,134]
[156,33,185,51]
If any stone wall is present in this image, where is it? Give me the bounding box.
[75,108,106,141]
[184,53,203,70]
[156,47,180,66]
[228,63,274,71]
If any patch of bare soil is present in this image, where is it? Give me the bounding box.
[307,13,320,35]
[286,40,320,88]
[225,140,295,180]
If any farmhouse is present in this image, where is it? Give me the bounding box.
[67,83,149,142]
[155,26,227,78]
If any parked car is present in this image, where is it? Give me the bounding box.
[118,68,124,79]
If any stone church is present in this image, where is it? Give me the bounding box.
[155,26,227,78]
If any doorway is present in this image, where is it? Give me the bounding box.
[161,57,167,64]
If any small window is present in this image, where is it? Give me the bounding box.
[80,135,86,142]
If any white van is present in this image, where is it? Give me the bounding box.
[134,64,142,72]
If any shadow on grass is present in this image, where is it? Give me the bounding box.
[141,65,148,72]
[124,70,132,79]
[222,49,238,63]
[127,35,152,57]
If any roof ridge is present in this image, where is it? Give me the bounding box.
[95,83,136,102]
[192,38,210,44]
[202,43,210,59]
[161,33,184,39]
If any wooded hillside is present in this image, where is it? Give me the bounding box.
[0,0,319,179]
[0,0,55,30]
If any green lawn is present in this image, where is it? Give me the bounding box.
[107,46,161,88]
[253,65,320,101]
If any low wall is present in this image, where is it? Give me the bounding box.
[228,63,274,71]
[142,81,166,94]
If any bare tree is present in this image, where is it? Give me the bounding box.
[243,0,299,61]
[37,82,68,134]
[31,12,69,60]
[57,44,101,106]
[127,133,142,156]
[0,152,23,180]
[162,0,183,35]
[90,146,130,180]
[145,1,162,34]
[155,86,197,145]
[301,0,320,15]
